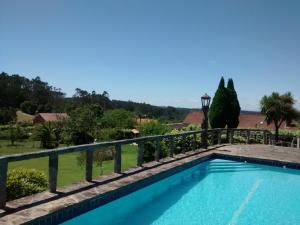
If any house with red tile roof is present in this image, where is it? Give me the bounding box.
[183,111,291,130]
[33,113,69,124]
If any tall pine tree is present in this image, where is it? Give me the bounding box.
[209,77,228,128]
[226,79,241,128]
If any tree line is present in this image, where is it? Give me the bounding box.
[0,72,192,124]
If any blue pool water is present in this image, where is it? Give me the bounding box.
[62,159,300,225]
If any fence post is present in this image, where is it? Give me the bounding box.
[49,153,58,193]
[0,158,8,209]
[114,144,122,173]
[85,149,94,182]
[246,130,250,144]
[182,134,186,154]
[229,129,234,144]
[217,129,222,145]
[263,131,268,145]
[297,137,300,149]
[155,138,160,162]
[193,133,197,150]
[137,141,144,167]
[291,138,295,147]
[201,130,208,149]
[169,136,174,157]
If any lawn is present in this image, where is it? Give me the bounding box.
[0,139,42,156]
[1,139,138,187]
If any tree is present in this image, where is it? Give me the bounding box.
[20,101,38,115]
[0,72,64,113]
[260,92,300,143]
[100,109,136,129]
[34,123,60,149]
[9,124,21,145]
[226,79,241,128]
[209,77,228,128]
[138,121,171,136]
[0,107,16,124]
[67,104,103,145]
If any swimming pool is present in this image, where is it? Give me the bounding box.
[61,159,300,225]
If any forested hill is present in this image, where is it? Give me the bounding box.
[0,72,194,124]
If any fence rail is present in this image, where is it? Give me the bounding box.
[0,128,273,208]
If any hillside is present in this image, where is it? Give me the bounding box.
[16,111,34,123]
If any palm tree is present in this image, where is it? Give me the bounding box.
[260,92,299,143]
[37,122,59,149]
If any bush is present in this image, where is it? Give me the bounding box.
[20,101,37,115]
[71,131,94,145]
[143,141,168,162]
[169,129,199,154]
[138,122,171,162]
[94,128,133,142]
[139,121,171,136]
[101,109,136,129]
[33,123,60,149]
[7,168,47,201]
[67,105,102,145]
[0,108,16,124]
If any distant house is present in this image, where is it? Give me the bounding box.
[33,113,69,124]
[183,111,291,130]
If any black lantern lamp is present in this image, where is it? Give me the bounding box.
[201,93,211,148]
[201,93,211,109]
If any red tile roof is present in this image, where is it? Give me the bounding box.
[183,111,289,130]
[33,113,69,123]
[183,111,204,125]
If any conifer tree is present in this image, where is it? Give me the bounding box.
[226,79,241,128]
[209,77,228,128]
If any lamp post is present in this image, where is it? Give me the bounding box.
[201,93,211,148]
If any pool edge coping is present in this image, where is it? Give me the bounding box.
[2,145,300,225]
[0,147,218,225]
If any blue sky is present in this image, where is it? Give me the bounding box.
[1,0,300,110]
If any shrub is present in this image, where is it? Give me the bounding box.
[233,135,247,143]
[71,131,94,145]
[0,108,16,124]
[33,123,60,149]
[7,168,47,201]
[100,109,136,129]
[20,101,37,115]
[139,121,171,136]
[168,129,197,154]
[95,128,133,142]
[138,122,171,162]
[142,140,168,163]
[181,124,201,131]
[67,105,103,145]
[9,124,19,145]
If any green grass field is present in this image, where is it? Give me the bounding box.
[1,139,138,187]
[0,139,42,156]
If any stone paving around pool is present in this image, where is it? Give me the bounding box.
[215,144,300,165]
[1,144,300,225]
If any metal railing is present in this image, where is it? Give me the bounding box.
[0,128,273,208]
